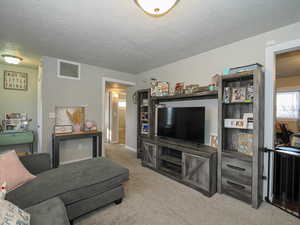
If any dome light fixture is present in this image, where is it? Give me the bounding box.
[2,54,23,64]
[134,0,180,17]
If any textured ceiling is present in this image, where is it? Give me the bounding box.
[276,50,300,77]
[0,0,300,73]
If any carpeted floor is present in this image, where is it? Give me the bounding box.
[76,144,299,225]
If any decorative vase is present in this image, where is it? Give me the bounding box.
[73,124,81,132]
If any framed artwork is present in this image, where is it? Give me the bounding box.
[4,71,28,91]
[55,106,85,126]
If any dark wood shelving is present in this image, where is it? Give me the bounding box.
[160,155,182,166]
[218,69,264,209]
[152,91,218,102]
[160,166,182,178]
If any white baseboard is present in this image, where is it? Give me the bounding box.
[125,145,136,152]
[60,156,92,165]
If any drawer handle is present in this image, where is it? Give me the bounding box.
[226,164,246,171]
[226,181,245,190]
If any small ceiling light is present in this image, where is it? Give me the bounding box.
[135,0,179,17]
[2,55,23,64]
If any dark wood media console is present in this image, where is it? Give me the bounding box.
[140,136,217,197]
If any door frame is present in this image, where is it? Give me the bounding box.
[264,38,300,200]
[37,61,43,153]
[101,77,135,156]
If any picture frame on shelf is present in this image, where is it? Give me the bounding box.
[209,135,218,148]
[223,87,231,103]
[237,133,254,156]
[141,123,149,134]
[231,87,246,103]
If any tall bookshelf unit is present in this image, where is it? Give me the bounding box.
[218,70,264,208]
[137,89,151,159]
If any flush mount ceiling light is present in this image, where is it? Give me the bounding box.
[134,0,180,17]
[2,55,23,64]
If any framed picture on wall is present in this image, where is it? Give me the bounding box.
[3,70,28,91]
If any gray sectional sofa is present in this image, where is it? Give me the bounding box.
[6,153,129,225]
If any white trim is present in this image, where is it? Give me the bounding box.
[59,156,91,165]
[102,77,136,86]
[101,77,136,156]
[125,145,137,152]
[57,59,81,80]
[37,62,43,153]
[264,38,300,201]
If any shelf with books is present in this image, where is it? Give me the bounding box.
[218,69,264,208]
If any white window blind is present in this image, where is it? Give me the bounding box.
[277,91,300,119]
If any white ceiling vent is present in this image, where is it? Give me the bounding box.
[57,59,80,80]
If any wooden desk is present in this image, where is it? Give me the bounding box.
[52,131,102,168]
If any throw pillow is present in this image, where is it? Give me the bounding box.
[0,199,30,225]
[0,150,36,191]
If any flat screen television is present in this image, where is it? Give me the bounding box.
[157,107,205,144]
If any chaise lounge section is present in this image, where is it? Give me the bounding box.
[6,153,129,222]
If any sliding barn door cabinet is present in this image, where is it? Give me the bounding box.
[141,137,217,197]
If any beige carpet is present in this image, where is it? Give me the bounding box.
[76,144,299,225]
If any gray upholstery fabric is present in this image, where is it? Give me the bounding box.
[7,157,129,210]
[66,185,123,220]
[25,197,70,225]
[60,179,121,205]
[20,154,52,175]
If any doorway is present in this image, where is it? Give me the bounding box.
[105,85,127,144]
[265,39,300,217]
[102,78,135,155]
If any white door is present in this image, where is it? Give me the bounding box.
[37,63,43,153]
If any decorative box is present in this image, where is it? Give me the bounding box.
[238,133,254,156]
[224,119,245,129]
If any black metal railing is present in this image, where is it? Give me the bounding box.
[265,147,300,218]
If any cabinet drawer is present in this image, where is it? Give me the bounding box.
[222,155,252,186]
[0,132,34,146]
[222,177,252,204]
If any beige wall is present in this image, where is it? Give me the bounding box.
[137,21,300,145]
[0,63,38,152]
[41,56,138,163]
[0,64,38,129]
[139,21,300,87]
[118,94,126,144]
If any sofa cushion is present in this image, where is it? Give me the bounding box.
[7,157,129,209]
[25,197,70,225]
[0,199,30,225]
[0,150,36,191]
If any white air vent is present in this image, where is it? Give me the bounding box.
[57,59,80,80]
